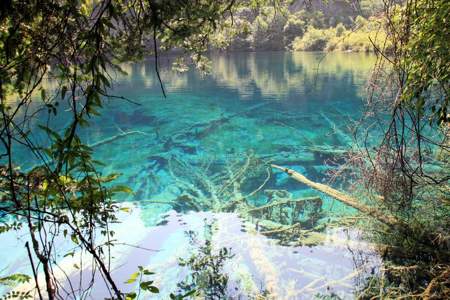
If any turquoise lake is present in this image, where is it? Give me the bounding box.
[4,52,383,299]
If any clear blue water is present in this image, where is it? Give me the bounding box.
[5,52,382,299]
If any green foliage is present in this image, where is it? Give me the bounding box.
[354,15,368,28]
[335,23,345,38]
[397,0,450,125]
[176,226,234,299]
[221,2,389,51]
[360,0,385,17]
[283,12,306,47]
[292,16,390,53]
[122,252,199,299]
[0,291,31,300]
[0,274,31,286]
[0,274,31,300]
[292,26,335,51]
[251,6,287,50]
[169,290,198,300]
[0,222,21,234]
[348,1,450,299]
[124,266,159,299]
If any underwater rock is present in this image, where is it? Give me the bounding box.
[264,189,291,202]
[147,155,168,172]
[113,110,157,126]
[131,109,157,123]
[112,111,130,123]
[277,145,296,152]
[305,166,324,182]
[163,102,268,151]
[177,143,198,154]
[312,165,334,175]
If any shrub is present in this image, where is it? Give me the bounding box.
[335,23,346,37]
[283,14,306,48]
[292,26,335,51]
[250,6,287,50]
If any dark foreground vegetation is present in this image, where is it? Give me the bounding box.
[0,0,448,299]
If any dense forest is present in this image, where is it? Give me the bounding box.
[0,0,448,299]
[212,0,388,52]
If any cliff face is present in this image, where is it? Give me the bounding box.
[289,0,360,18]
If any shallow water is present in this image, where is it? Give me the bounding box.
[5,52,382,299]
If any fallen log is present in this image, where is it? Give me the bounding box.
[165,102,269,148]
[90,130,151,148]
[246,197,322,214]
[271,164,398,226]
[320,111,353,146]
[271,166,449,258]
[29,130,153,171]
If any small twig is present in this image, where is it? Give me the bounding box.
[25,241,44,300]
[153,26,166,98]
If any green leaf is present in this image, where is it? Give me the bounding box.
[182,290,197,298]
[103,173,121,182]
[61,86,68,99]
[125,271,139,284]
[0,274,31,285]
[38,125,61,141]
[111,185,133,194]
[139,281,154,290]
[147,286,159,293]
[120,207,131,213]
[63,251,75,258]
[41,88,46,101]
[70,234,79,244]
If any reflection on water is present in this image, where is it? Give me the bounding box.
[5,52,381,299]
[118,52,375,100]
[6,208,378,299]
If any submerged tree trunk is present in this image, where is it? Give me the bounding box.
[271,164,450,262]
[271,164,398,226]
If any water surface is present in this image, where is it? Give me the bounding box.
[6,52,381,299]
